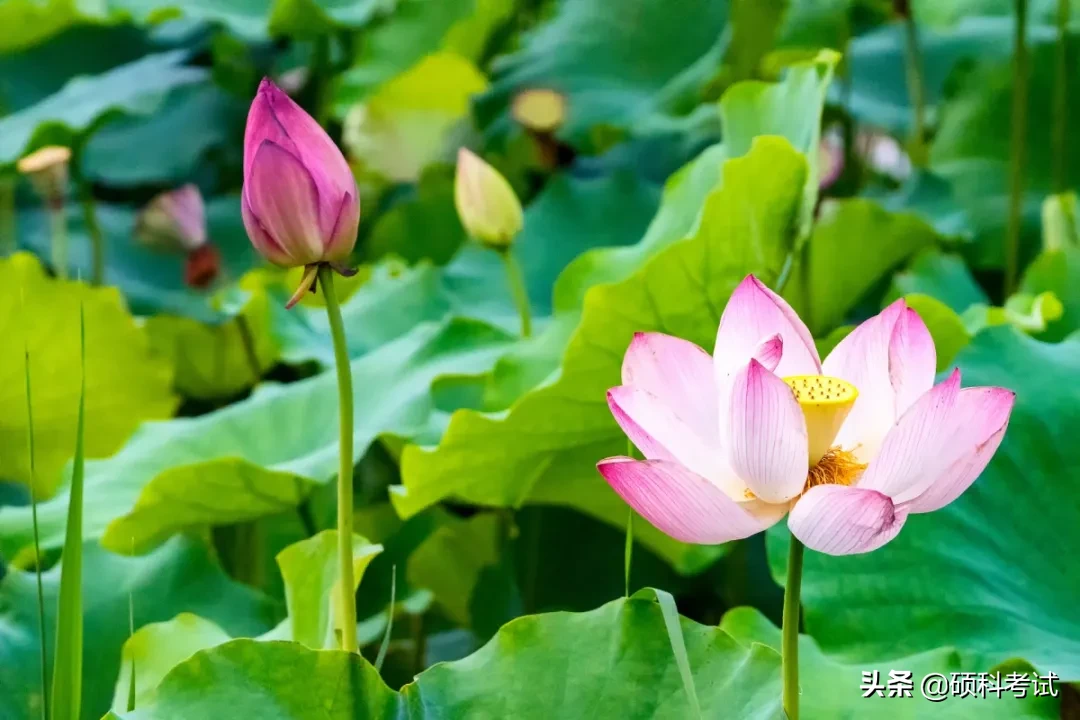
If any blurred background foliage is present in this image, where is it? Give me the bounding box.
[0,0,1078,718]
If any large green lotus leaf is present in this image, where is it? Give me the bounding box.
[555,53,836,309]
[17,199,262,323]
[144,281,278,400]
[393,137,808,574]
[0,535,277,720]
[109,593,783,719]
[343,52,487,183]
[887,248,989,314]
[441,168,662,328]
[81,82,246,187]
[926,30,1080,267]
[109,530,381,710]
[776,0,852,51]
[272,530,383,649]
[0,0,382,50]
[0,50,206,168]
[843,17,1056,133]
[912,0,1069,27]
[768,328,1080,679]
[473,0,730,146]
[362,166,467,266]
[722,0,788,84]
[0,253,177,496]
[722,607,1058,718]
[271,262,454,366]
[1020,245,1080,342]
[333,0,513,115]
[278,164,661,373]
[0,317,513,559]
[0,25,158,113]
[406,512,500,625]
[933,35,1080,193]
[110,614,232,713]
[781,198,939,334]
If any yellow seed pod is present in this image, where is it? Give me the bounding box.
[511,88,567,134]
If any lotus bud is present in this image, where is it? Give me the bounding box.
[17,146,71,208]
[135,184,207,254]
[242,78,360,306]
[454,148,523,250]
[135,184,222,290]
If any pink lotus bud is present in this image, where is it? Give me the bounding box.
[17,146,71,208]
[135,184,207,254]
[241,78,360,270]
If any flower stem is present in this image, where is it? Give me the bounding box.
[901,5,928,166]
[77,177,105,286]
[782,534,805,720]
[499,248,532,338]
[48,202,68,280]
[1005,0,1030,297]
[1053,0,1070,192]
[317,264,358,653]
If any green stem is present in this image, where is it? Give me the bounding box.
[48,203,68,280]
[1006,0,1030,297]
[901,8,928,166]
[499,248,532,338]
[24,350,47,720]
[77,178,105,286]
[317,265,358,653]
[0,178,15,256]
[1053,0,1070,192]
[782,534,804,720]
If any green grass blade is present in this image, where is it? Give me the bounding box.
[25,347,48,720]
[126,578,136,712]
[374,564,396,672]
[49,301,86,720]
[653,589,702,720]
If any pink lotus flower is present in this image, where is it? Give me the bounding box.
[242,78,359,275]
[597,275,1014,555]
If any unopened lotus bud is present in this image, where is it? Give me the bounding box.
[242,78,360,270]
[17,146,71,208]
[454,148,523,249]
[135,184,207,254]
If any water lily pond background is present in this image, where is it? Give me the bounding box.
[1,1,1078,718]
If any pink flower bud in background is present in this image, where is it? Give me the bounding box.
[454,148,523,249]
[135,184,207,254]
[17,146,71,208]
[241,78,360,270]
[135,184,222,290]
